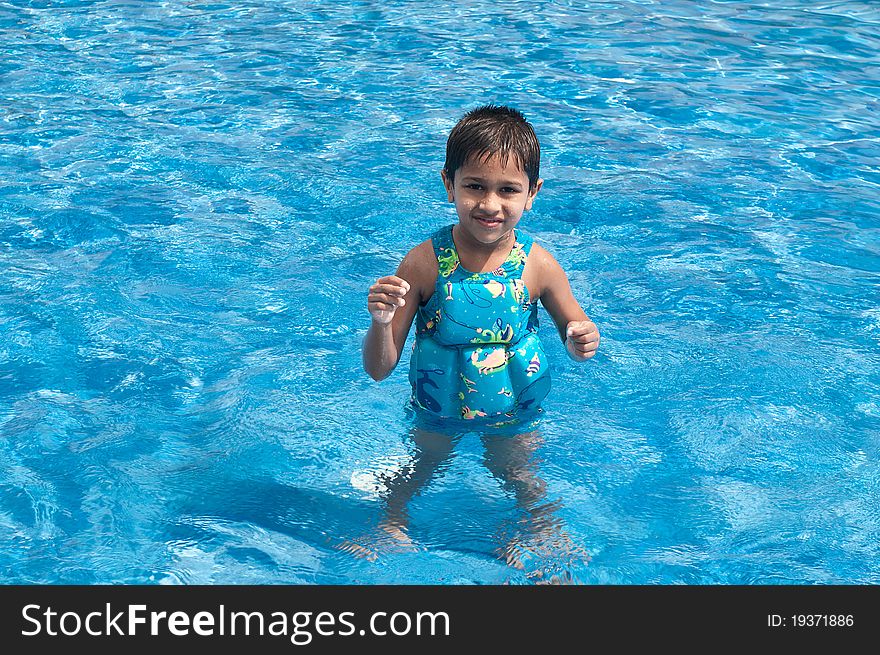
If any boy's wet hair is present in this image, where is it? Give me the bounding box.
[444,105,540,191]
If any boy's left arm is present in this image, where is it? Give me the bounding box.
[532,245,599,362]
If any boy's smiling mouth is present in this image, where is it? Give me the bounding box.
[474,216,503,228]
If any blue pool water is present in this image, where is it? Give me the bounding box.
[1,0,878,584]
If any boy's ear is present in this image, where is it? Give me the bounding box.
[525,178,543,210]
[440,169,455,202]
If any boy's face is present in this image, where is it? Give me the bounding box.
[441,153,542,247]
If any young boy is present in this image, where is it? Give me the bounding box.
[352,107,599,574]
[363,105,599,422]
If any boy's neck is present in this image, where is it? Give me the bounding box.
[451,224,515,271]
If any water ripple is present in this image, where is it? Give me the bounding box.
[0,0,878,584]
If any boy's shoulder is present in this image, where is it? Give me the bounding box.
[397,238,439,302]
[525,240,557,271]
[404,237,436,262]
[523,239,567,295]
[399,228,444,274]
[403,225,451,264]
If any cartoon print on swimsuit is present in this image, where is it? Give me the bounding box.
[525,353,542,376]
[470,346,513,375]
[461,406,488,420]
[414,367,445,413]
[417,307,442,336]
[514,374,551,412]
[410,224,551,419]
[483,279,506,299]
[473,317,514,344]
[460,373,478,395]
[525,302,539,332]
[494,240,527,275]
[437,246,459,278]
[438,270,523,338]
[510,278,527,308]
[459,277,494,309]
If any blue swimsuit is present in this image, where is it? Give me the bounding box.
[408,224,551,421]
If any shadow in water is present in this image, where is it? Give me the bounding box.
[163,425,590,583]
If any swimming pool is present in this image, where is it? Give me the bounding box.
[1,0,878,584]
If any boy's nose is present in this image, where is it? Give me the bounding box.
[477,194,502,214]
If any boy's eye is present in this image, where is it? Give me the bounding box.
[464,184,520,193]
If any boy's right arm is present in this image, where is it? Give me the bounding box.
[362,241,435,381]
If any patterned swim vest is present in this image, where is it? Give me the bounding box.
[409,224,551,420]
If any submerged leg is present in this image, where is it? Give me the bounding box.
[481,430,589,582]
[340,426,460,560]
[377,426,461,538]
[481,430,546,509]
